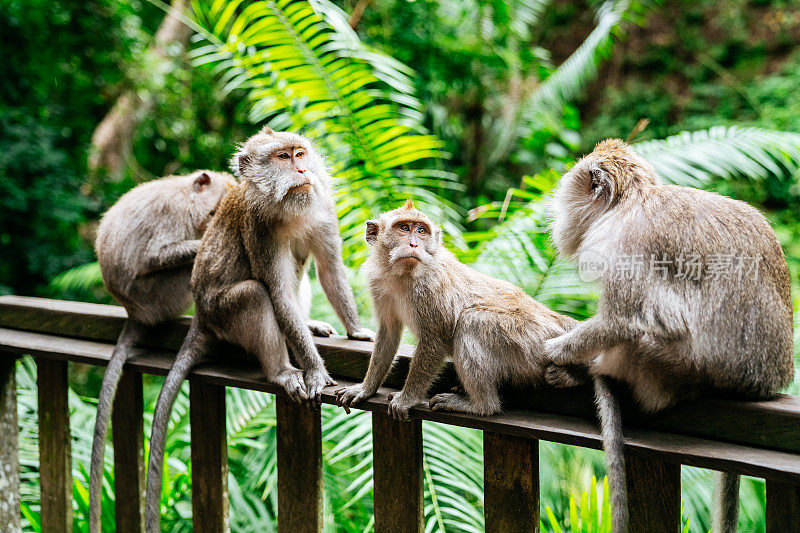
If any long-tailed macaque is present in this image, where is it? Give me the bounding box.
[143,128,374,532]
[335,199,576,418]
[545,139,794,533]
[90,170,236,533]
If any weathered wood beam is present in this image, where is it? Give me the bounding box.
[372,413,423,533]
[112,371,145,532]
[276,397,322,533]
[190,379,229,532]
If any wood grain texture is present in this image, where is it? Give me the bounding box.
[0,354,20,532]
[112,371,144,533]
[625,453,680,533]
[2,295,800,455]
[276,397,322,533]
[37,358,72,533]
[1,328,799,483]
[766,480,800,533]
[484,432,539,533]
[190,379,229,533]
[372,412,423,533]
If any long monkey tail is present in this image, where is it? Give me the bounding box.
[712,472,740,532]
[594,375,629,533]
[89,319,146,533]
[144,318,211,533]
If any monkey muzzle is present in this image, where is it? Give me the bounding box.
[288,180,313,194]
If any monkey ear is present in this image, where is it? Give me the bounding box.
[193,172,212,192]
[588,166,612,201]
[230,152,250,177]
[365,220,379,245]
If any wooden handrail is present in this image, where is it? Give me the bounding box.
[0,295,798,532]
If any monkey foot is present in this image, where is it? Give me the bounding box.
[347,327,376,341]
[334,384,372,414]
[307,320,337,337]
[275,370,308,403]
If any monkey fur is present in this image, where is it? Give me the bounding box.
[143,128,374,532]
[335,199,576,419]
[90,170,236,533]
[545,139,794,533]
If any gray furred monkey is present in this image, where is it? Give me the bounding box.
[544,139,794,533]
[144,127,374,532]
[335,199,576,419]
[90,170,236,533]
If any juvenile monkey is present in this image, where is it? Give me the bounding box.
[90,170,236,533]
[545,139,794,533]
[335,199,576,419]
[144,128,374,532]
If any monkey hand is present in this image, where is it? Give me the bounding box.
[304,367,336,407]
[347,327,376,342]
[334,384,373,414]
[387,391,418,420]
[545,363,590,388]
[543,335,574,365]
[307,319,338,337]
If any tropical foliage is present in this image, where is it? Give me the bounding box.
[7,0,800,531]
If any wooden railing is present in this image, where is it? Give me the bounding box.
[0,295,799,532]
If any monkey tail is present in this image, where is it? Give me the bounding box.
[712,471,740,532]
[594,375,629,533]
[89,319,146,533]
[145,318,210,533]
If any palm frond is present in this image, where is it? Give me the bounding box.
[633,126,800,186]
[487,0,655,165]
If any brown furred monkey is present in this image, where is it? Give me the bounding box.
[90,170,236,533]
[544,139,794,533]
[335,199,576,419]
[144,128,374,532]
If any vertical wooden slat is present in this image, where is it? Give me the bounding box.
[38,358,72,532]
[112,370,144,533]
[276,397,322,533]
[372,413,423,533]
[0,354,20,532]
[483,432,539,533]
[625,453,680,533]
[190,379,228,533]
[766,480,800,533]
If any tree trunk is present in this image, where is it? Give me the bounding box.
[87,0,194,182]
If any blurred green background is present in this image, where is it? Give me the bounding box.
[2,0,800,531]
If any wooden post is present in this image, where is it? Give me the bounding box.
[0,354,20,532]
[190,379,229,533]
[625,453,680,533]
[276,397,322,533]
[766,480,800,533]
[484,432,539,533]
[38,359,72,533]
[112,371,144,532]
[371,413,423,533]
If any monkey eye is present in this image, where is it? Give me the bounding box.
[416,226,426,235]
[277,152,291,160]
[399,223,410,232]
[295,150,305,158]
[209,210,216,217]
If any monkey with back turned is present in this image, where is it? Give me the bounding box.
[335,199,577,419]
[143,127,374,532]
[90,170,236,533]
[544,139,794,533]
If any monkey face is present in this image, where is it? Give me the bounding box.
[366,200,442,269]
[230,130,329,209]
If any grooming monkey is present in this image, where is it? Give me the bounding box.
[90,170,236,533]
[544,139,794,533]
[335,199,576,419]
[144,128,374,532]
